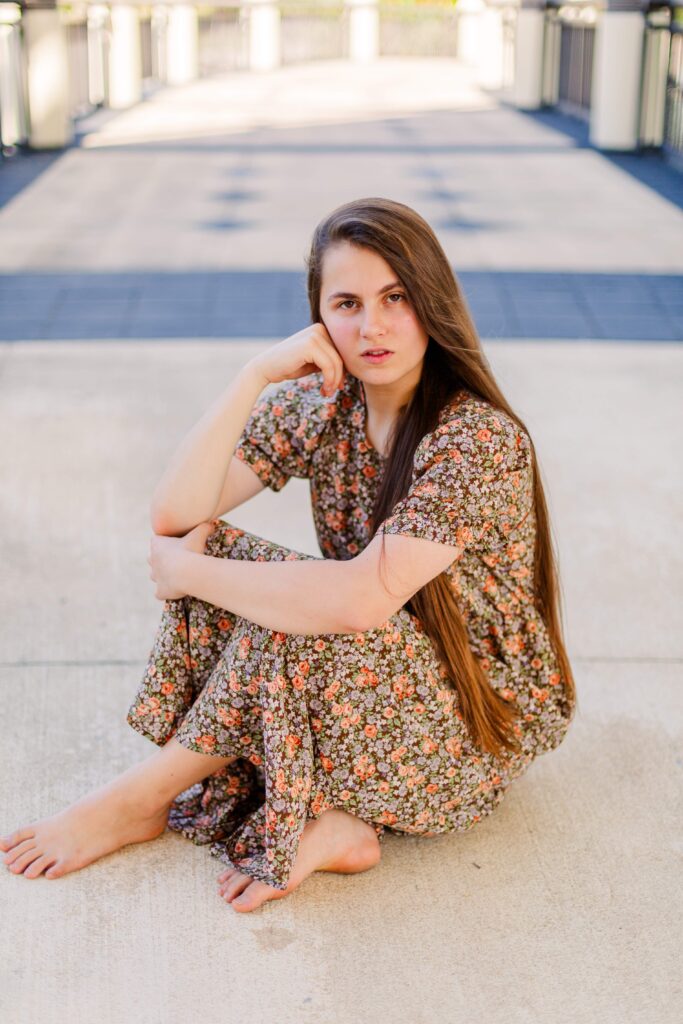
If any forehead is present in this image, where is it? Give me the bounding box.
[321,242,395,288]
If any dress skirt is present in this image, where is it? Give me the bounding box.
[126,520,530,891]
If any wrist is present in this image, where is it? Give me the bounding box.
[240,358,270,393]
[174,548,201,593]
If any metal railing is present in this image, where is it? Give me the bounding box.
[642,0,683,159]
[542,1,596,118]
[665,12,683,158]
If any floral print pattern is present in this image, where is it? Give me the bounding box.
[126,372,575,891]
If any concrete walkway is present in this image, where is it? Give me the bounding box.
[0,58,681,1024]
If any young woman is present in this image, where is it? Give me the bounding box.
[1,197,576,913]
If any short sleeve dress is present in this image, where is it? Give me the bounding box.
[126,371,576,891]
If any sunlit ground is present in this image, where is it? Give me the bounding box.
[79,57,498,148]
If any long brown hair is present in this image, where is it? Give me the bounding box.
[304,197,577,760]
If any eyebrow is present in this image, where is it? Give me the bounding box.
[326,280,403,302]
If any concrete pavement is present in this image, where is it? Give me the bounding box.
[0,57,682,1024]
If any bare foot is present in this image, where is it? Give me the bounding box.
[216,808,382,913]
[0,784,170,880]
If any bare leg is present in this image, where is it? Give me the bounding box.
[0,737,236,880]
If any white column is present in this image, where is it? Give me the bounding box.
[22,3,73,148]
[247,0,280,72]
[0,4,29,146]
[108,4,142,109]
[347,0,379,63]
[166,4,198,86]
[476,1,505,90]
[589,0,646,150]
[513,0,546,109]
[456,0,484,66]
[87,5,109,106]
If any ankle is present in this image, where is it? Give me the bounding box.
[102,773,173,820]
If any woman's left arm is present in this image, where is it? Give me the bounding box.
[150,522,459,636]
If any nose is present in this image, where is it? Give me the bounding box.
[360,308,387,339]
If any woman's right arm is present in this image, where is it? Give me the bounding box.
[150,323,346,537]
[149,359,270,537]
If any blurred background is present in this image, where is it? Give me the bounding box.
[1,4,682,1024]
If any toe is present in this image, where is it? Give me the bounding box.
[1,829,36,853]
[8,847,41,874]
[23,855,57,879]
[220,872,252,903]
[45,862,64,879]
[4,838,39,867]
[217,867,236,884]
[232,880,282,913]
[231,881,261,912]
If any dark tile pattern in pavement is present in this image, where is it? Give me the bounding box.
[0,269,681,341]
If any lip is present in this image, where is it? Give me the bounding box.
[361,349,393,363]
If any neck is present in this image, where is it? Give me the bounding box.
[359,362,422,423]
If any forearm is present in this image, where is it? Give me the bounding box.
[175,550,372,635]
[150,360,267,536]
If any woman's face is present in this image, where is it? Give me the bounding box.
[319,241,430,386]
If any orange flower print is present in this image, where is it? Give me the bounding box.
[217,706,242,729]
[160,681,175,695]
[325,509,346,532]
[505,633,525,655]
[272,432,292,459]
[444,736,462,758]
[353,755,376,780]
[364,723,378,739]
[324,679,341,700]
[196,734,217,753]
[483,574,498,594]
[284,733,303,757]
[355,667,379,688]
[336,440,351,462]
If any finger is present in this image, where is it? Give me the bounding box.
[314,332,345,390]
[311,343,341,395]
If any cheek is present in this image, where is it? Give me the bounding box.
[325,316,356,351]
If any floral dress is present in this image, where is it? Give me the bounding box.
[126,371,576,891]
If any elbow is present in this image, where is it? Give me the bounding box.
[149,505,194,537]
[149,505,173,536]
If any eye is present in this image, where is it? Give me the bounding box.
[387,293,405,303]
[338,299,356,310]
